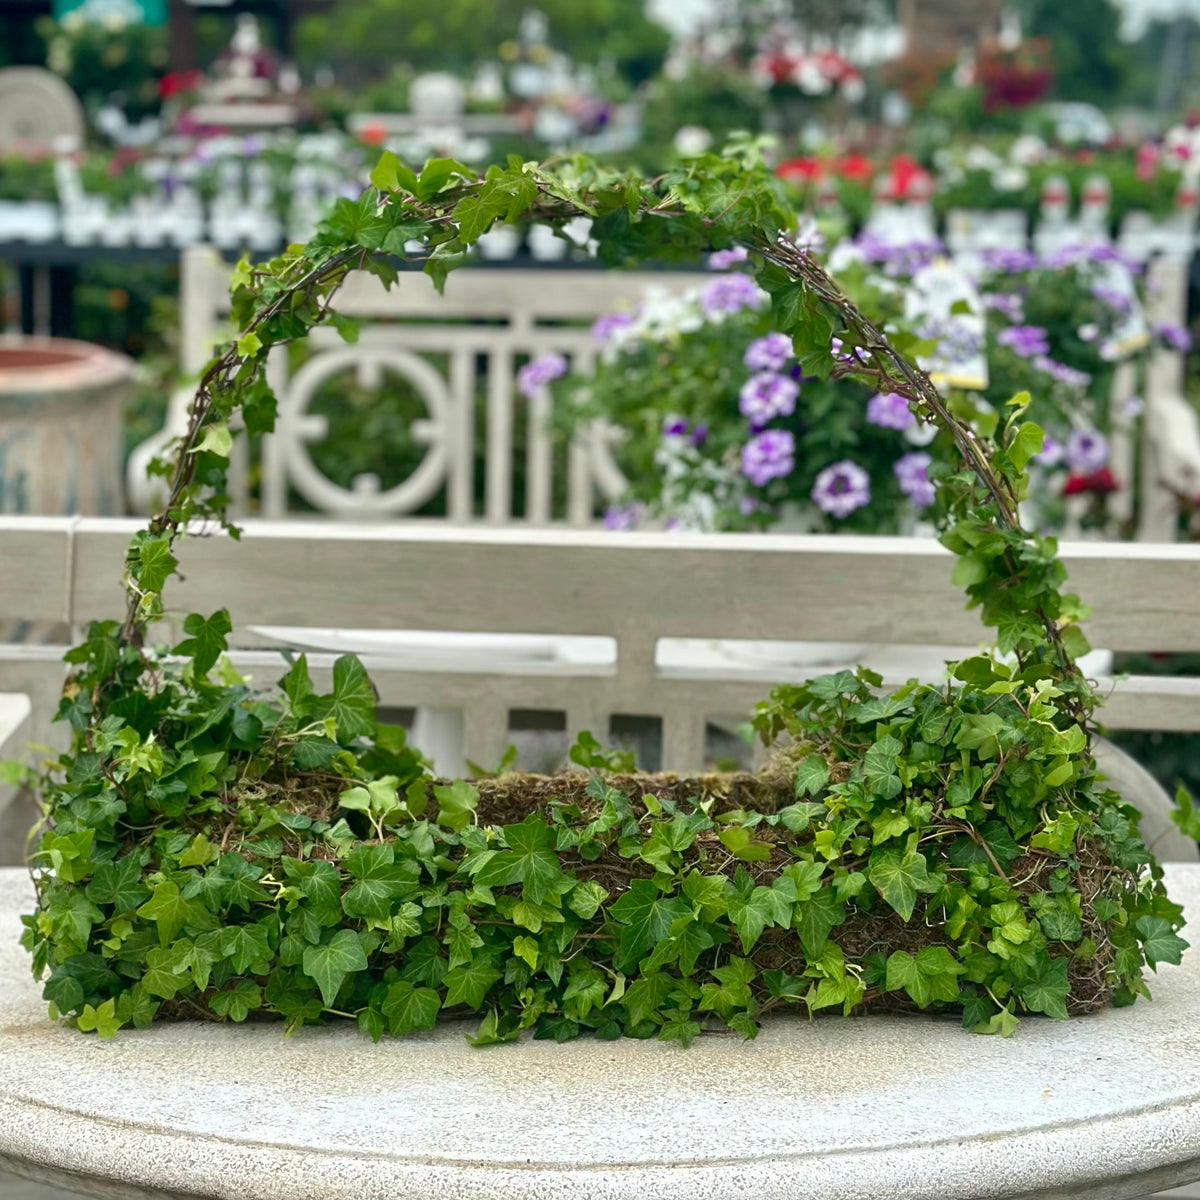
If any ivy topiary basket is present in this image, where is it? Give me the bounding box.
[16,146,1187,1046]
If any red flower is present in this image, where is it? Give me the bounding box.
[834,152,873,183]
[358,122,388,147]
[776,157,823,185]
[1063,467,1119,496]
[159,69,203,99]
[882,153,931,200]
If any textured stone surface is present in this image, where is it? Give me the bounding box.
[1,866,1200,1200]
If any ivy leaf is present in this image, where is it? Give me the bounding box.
[848,695,911,724]
[114,984,159,1030]
[142,944,192,1000]
[621,971,674,1026]
[1136,916,1188,969]
[725,884,776,953]
[280,654,315,711]
[466,1008,520,1047]
[192,422,233,458]
[134,536,177,594]
[972,1003,1021,1038]
[443,960,502,1010]
[209,980,263,1023]
[608,879,691,963]
[793,887,845,958]
[137,880,194,948]
[76,998,123,1040]
[868,844,934,922]
[474,814,564,905]
[884,947,963,1008]
[434,780,479,832]
[1016,954,1070,1020]
[321,655,376,742]
[302,929,369,1008]
[219,923,273,974]
[567,880,608,920]
[863,735,903,800]
[381,980,441,1035]
[86,853,150,912]
[778,802,826,834]
[561,963,608,1020]
[342,843,418,922]
[793,754,830,798]
[370,150,418,194]
[698,957,757,1019]
[174,609,232,678]
[717,824,773,862]
[1009,421,1043,473]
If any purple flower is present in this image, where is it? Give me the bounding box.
[996,324,1050,359]
[1065,428,1110,473]
[690,422,708,446]
[980,248,1038,273]
[743,332,793,372]
[516,352,568,398]
[603,502,644,531]
[241,134,265,157]
[1091,284,1131,313]
[982,292,1025,323]
[1077,322,1099,343]
[707,246,749,270]
[591,312,633,343]
[867,391,915,431]
[831,336,870,365]
[1034,435,1064,467]
[739,372,799,427]
[662,416,689,437]
[1033,356,1091,388]
[893,451,935,508]
[854,233,944,277]
[812,459,871,518]
[741,430,795,487]
[916,317,984,364]
[1122,395,1144,418]
[1043,243,1139,272]
[1156,321,1193,353]
[700,273,764,317]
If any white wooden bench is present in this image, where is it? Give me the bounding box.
[3,516,1200,773]
[2,519,1200,1199]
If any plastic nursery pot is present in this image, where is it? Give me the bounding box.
[0,337,132,515]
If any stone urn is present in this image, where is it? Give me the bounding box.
[0,337,132,515]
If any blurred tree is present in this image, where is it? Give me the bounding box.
[1011,0,1128,105]
[294,0,670,88]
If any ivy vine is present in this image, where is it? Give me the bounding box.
[14,141,1188,1045]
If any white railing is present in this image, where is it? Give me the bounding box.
[127,248,1200,538]
[128,253,698,524]
[2,518,1200,774]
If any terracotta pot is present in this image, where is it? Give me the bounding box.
[0,337,131,515]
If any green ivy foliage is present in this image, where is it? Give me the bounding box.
[13,142,1188,1045]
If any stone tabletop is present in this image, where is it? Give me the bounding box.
[1,865,1199,1200]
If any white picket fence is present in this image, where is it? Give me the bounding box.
[2,518,1200,775]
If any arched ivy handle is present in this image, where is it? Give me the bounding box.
[121,144,1093,728]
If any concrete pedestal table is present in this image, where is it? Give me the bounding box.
[1,865,1199,1200]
